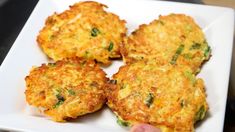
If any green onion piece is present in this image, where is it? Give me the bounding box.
[54,89,61,95]
[190,43,201,50]
[108,42,114,51]
[120,83,127,89]
[180,100,185,108]
[184,71,196,85]
[117,118,130,127]
[84,51,89,58]
[144,93,154,107]
[56,94,64,101]
[204,46,211,58]
[159,20,164,25]
[195,106,206,122]
[53,100,64,109]
[53,94,65,108]
[91,28,100,37]
[48,63,56,67]
[68,89,75,95]
[170,44,185,65]
[49,34,55,40]
[203,40,208,45]
[182,53,193,60]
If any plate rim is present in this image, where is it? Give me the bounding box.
[0,0,234,131]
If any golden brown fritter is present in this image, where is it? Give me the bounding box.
[106,62,208,131]
[37,1,127,65]
[25,58,108,122]
[122,14,211,73]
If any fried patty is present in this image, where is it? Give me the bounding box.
[37,1,127,65]
[106,62,208,131]
[122,14,211,73]
[25,58,108,122]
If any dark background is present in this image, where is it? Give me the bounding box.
[0,0,234,131]
[0,0,38,62]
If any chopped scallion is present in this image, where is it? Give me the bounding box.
[117,118,130,127]
[53,93,65,108]
[204,46,211,58]
[190,43,201,50]
[144,93,154,107]
[170,44,184,65]
[195,106,206,122]
[68,89,75,95]
[91,28,100,37]
[108,42,114,51]
[184,71,196,85]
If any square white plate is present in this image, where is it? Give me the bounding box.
[0,0,234,131]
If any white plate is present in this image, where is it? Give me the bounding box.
[0,0,234,131]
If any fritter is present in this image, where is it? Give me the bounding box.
[122,14,211,73]
[25,58,108,122]
[106,62,208,131]
[37,1,127,65]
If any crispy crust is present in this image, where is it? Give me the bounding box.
[37,1,127,65]
[25,58,108,122]
[121,14,211,73]
[106,62,208,131]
